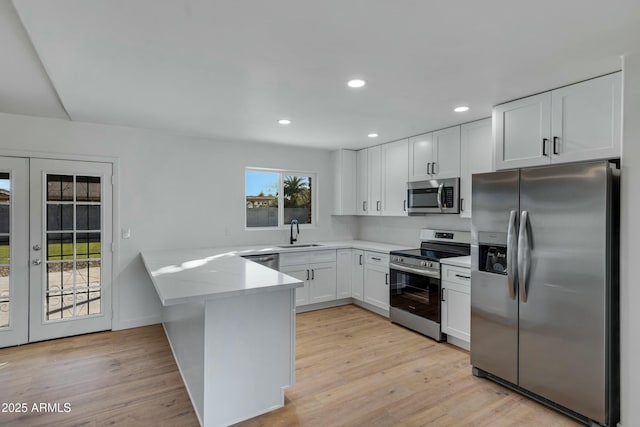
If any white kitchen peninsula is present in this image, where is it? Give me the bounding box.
[142,249,303,427]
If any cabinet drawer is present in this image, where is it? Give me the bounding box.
[441,265,471,287]
[365,251,389,266]
[309,250,337,263]
[279,251,309,266]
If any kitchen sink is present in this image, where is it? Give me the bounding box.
[276,244,324,248]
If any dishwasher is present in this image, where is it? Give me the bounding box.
[241,253,279,270]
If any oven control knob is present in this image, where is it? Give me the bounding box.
[420,261,426,267]
[400,258,404,263]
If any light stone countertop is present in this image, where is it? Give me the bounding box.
[440,255,471,269]
[142,240,412,306]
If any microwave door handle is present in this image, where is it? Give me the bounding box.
[506,210,518,300]
[437,184,443,210]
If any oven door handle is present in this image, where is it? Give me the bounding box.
[389,263,440,279]
[437,184,443,210]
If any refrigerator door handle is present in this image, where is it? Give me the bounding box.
[517,210,530,303]
[437,184,443,210]
[507,210,518,300]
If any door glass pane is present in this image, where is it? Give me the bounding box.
[47,233,74,260]
[284,175,312,224]
[0,172,9,329]
[76,176,101,202]
[0,265,9,328]
[46,262,74,292]
[47,175,73,201]
[76,205,100,231]
[47,204,73,231]
[44,173,103,321]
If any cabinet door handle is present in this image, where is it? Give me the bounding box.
[359,254,363,265]
[553,136,559,155]
[432,162,437,175]
[460,198,464,212]
[385,273,389,285]
[542,138,549,156]
[311,269,315,280]
[441,288,447,302]
[376,201,381,211]
[403,200,406,211]
[363,201,367,211]
[306,269,310,281]
[371,257,381,261]
[455,274,471,280]
[426,162,431,175]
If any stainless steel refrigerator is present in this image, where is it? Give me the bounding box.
[470,160,619,426]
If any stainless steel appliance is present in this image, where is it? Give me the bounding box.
[406,178,460,214]
[471,160,619,426]
[242,253,279,270]
[390,229,470,341]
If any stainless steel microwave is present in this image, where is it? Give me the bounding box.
[407,178,460,214]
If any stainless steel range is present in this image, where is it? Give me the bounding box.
[389,229,470,341]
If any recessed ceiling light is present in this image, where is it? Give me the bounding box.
[278,119,292,125]
[454,106,469,113]
[368,133,379,138]
[348,79,366,88]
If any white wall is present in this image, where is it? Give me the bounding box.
[620,52,640,427]
[357,216,471,247]
[0,113,357,328]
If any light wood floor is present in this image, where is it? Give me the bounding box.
[0,305,580,426]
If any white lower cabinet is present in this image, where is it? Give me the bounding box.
[280,250,337,307]
[364,251,389,311]
[441,264,471,344]
[351,249,364,301]
[336,249,352,299]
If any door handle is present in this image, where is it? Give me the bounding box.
[431,162,437,175]
[306,269,309,281]
[553,136,560,155]
[33,244,41,251]
[507,210,518,300]
[385,273,389,285]
[455,274,470,280]
[460,198,464,212]
[437,184,443,210]
[32,259,42,266]
[426,162,431,175]
[359,254,363,265]
[542,138,549,156]
[441,288,446,302]
[517,211,531,303]
[376,201,381,211]
[363,201,367,212]
[311,269,314,280]
[403,200,406,211]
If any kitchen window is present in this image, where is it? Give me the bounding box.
[245,168,315,228]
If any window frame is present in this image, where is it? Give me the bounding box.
[244,167,318,230]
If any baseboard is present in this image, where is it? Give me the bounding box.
[352,300,389,318]
[296,298,352,313]
[446,335,470,351]
[113,315,162,330]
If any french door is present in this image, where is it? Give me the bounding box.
[0,156,113,347]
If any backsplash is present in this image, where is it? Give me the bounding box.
[356,215,471,247]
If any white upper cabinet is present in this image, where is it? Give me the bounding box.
[356,149,368,215]
[367,145,382,216]
[459,118,493,218]
[381,139,409,216]
[408,132,434,180]
[332,149,357,215]
[356,140,409,217]
[494,92,552,170]
[550,72,621,163]
[431,126,461,179]
[494,73,621,170]
[409,126,460,181]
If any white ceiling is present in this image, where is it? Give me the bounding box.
[4,0,640,149]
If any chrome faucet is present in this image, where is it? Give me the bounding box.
[290,219,300,244]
